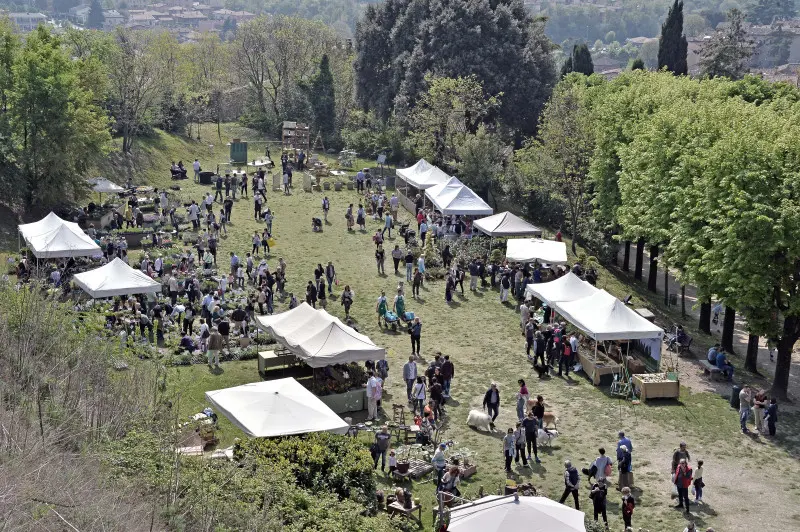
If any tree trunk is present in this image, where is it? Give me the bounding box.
[772,315,798,400]
[745,334,760,373]
[681,285,686,318]
[699,299,711,334]
[623,241,631,271]
[634,238,645,281]
[721,306,736,353]
[664,268,669,306]
[648,245,659,292]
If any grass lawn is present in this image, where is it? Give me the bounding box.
[109,125,800,531]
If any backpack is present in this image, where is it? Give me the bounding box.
[568,467,579,486]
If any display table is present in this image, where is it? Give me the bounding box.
[631,373,680,401]
[387,501,422,525]
[258,350,298,374]
[318,388,365,414]
[578,351,621,386]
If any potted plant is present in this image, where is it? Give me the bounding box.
[396,447,411,474]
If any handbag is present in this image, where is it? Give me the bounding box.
[604,462,613,477]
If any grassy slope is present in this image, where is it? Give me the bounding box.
[90,126,800,531]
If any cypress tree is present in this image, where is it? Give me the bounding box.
[571,43,594,75]
[87,0,105,30]
[658,0,688,75]
[307,54,336,144]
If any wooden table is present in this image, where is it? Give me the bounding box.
[387,501,422,526]
[631,374,680,401]
[392,459,434,481]
[258,350,297,374]
[578,351,622,386]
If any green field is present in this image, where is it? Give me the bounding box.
[83,125,800,531]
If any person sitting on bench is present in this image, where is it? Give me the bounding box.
[715,348,734,382]
[171,161,182,179]
[676,325,689,346]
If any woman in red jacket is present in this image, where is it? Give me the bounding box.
[673,458,693,512]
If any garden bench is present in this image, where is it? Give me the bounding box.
[699,360,724,381]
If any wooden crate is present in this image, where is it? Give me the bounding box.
[631,374,680,401]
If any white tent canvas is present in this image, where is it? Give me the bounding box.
[88,178,125,194]
[448,495,586,532]
[396,159,433,182]
[552,289,664,341]
[425,176,493,216]
[18,212,101,259]
[205,378,349,437]
[474,212,542,237]
[256,303,386,368]
[73,258,162,298]
[408,165,452,189]
[525,272,599,304]
[506,238,568,265]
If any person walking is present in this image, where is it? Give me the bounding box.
[340,285,354,318]
[500,273,511,303]
[693,460,704,503]
[483,382,500,426]
[671,442,690,474]
[391,245,403,274]
[440,355,454,398]
[207,326,223,368]
[618,445,632,490]
[411,376,426,416]
[373,425,391,471]
[412,268,422,298]
[559,460,580,509]
[594,448,613,484]
[522,411,541,463]
[739,384,752,434]
[322,196,330,223]
[366,371,380,421]
[513,422,529,468]
[325,261,335,294]
[409,317,422,357]
[405,250,414,282]
[382,211,393,238]
[516,379,529,421]
[432,443,447,487]
[403,356,417,402]
[375,244,385,275]
[503,428,516,473]
[673,458,693,513]
[621,486,635,529]
[589,478,608,528]
[193,158,201,181]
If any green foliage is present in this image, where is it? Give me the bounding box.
[699,8,755,80]
[355,0,557,137]
[303,54,337,146]
[454,124,506,202]
[87,0,105,30]
[658,0,688,75]
[562,43,594,77]
[341,110,407,163]
[748,0,796,24]
[630,58,646,70]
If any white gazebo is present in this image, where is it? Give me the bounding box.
[447,494,586,532]
[474,211,542,237]
[73,258,162,298]
[396,159,433,183]
[18,212,101,259]
[205,378,349,437]
[424,176,493,216]
[505,238,568,265]
[256,303,385,368]
[524,272,599,305]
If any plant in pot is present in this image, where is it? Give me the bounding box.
[396,445,411,474]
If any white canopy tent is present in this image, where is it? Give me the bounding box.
[474,211,542,237]
[408,166,452,190]
[424,176,493,216]
[18,212,101,259]
[396,159,433,182]
[73,258,162,298]
[447,494,586,532]
[506,238,568,265]
[552,289,664,342]
[205,378,349,437]
[524,272,599,305]
[256,303,386,368]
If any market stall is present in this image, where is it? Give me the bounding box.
[256,303,386,413]
[18,212,101,260]
[552,289,663,386]
[505,238,568,265]
[73,258,162,298]
[205,378,349,437]
[447,494,586,532]
[473,211,542,237]
[395,159,446,211]
[424,176,493,217]
[524,271,599,304]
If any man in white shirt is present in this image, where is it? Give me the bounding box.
[187,201,200,230]
[168,273,179,305]
[141,256,148,273]
[193,159,201,181]
[402,356,417,401]
[390,193,399,219]
[355,169,365,192]
[154,256,163,277]
[366,371,379,420]
[204,193,214,213]
[569,333,579,357]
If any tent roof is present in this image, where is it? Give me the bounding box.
[18,212,101,259]
[205,378,349,437]
[506,238,568,265]
[552,289,663,341]
[407,165,452,189]
[425,177,493,216]
[88,177,125,194]
[474,211,542,237]
[396,159,433,181]
[256,303,385,368]
[525,272,599,305]
[448,495,586,532]
[73,258,162,298]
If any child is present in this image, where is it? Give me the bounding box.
[621,486,635,529]
[388,450,397,476]
[236,264,245,289]
[693,460,704,503]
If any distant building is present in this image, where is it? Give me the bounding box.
[211,9,255,22]
[6,12,47,32]
[103,10,125,29]
[625,36,659,48]
[68,5,90,25]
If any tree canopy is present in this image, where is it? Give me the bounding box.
[699,8,755,80]
[658,0,688,75]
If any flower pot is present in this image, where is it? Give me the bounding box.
[396,461,410,474]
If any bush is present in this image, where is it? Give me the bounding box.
[341,110,408,163]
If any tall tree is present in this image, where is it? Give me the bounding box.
[748,0,796,25]
[571,44,594,76]
[9,26,110,205]
[455,124,506,204]
[658,0,688,75]
[87,0,105,30]
[517,79,594,253]
[699,9,755,80]
[303,54,336,145]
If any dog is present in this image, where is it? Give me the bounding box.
[542,412,559,429]
[537,428,559,447]
[466,409,493,432]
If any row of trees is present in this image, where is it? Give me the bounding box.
[518,70,800,398]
